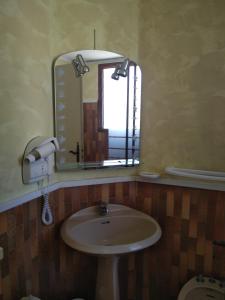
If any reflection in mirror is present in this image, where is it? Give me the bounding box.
[53,50,142,170]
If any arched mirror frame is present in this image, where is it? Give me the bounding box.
[52,49,142,170]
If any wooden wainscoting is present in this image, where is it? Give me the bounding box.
[0,182,136,300]
[134,182,225,300]
[0,182,224,300]
[83,103,109,162]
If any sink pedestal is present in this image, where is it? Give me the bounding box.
[96,256,120,300]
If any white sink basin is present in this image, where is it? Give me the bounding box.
[61,204,161,300]
[61,204,161,255]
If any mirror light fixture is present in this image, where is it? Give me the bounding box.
[72,54,90,77]
[111,58,130,80]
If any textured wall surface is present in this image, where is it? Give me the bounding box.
[0,0,139,203]
[1,0,225,205]
[139,0,225,173]
[82,64,98,103]
[0,1,53,201]
[0,182,224,300]
[50,0,139,59]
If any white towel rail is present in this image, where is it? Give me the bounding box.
[165,167,225,182]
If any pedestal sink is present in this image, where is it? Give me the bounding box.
[61,204,161,300]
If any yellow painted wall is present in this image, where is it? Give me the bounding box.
[139,0,225,173]
[1,0,225,204]
[82,64,98,103]
[0,1,53,201]
[0,0,139,203]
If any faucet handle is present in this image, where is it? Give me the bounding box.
[99,201,109,216]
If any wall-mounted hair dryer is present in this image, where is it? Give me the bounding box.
[22,136,59,226]
[22,136,59,184]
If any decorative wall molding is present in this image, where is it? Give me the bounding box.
[1,175,225,213]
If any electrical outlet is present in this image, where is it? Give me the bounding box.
[0,247,4,261]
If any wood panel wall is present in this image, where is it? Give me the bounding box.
[135,182,225,300]
[83,103,108,162]
[0,182,224,300]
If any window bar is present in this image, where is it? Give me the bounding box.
[108,147,138,150]
[125,65,130,164]
[132,64,137,164]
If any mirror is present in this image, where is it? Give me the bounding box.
[53,50,142,170]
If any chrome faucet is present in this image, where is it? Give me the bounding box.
[98,202,109,216]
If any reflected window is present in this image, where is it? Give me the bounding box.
[99,62,141,162]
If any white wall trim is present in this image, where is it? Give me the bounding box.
[1,175,225,213]
[0,176,134,213]
[137,176,225,192]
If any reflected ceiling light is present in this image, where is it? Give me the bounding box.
[72,54,90,77]
[111,66,120,80]
[111,58,130,80]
